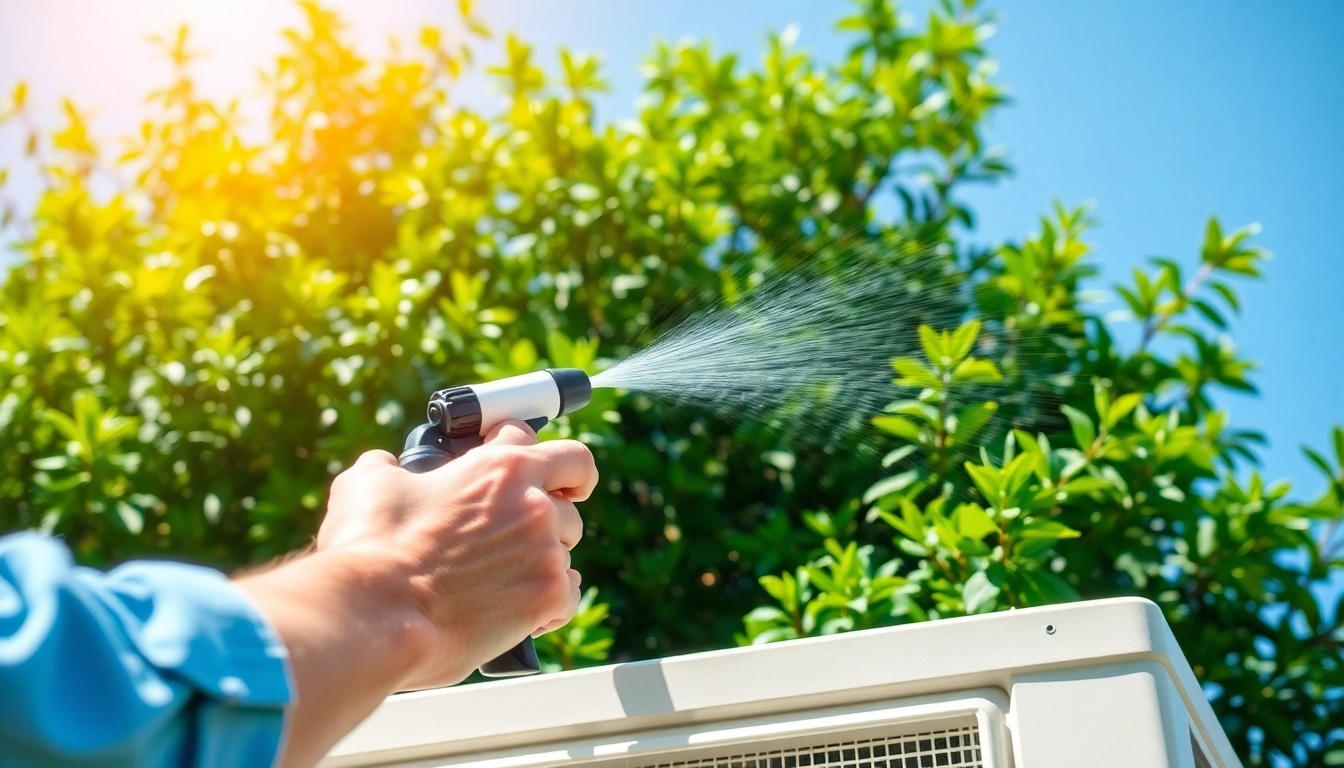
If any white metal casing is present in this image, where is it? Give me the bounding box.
[323,597,1240,768]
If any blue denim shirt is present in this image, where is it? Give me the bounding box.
[0,532,293,768]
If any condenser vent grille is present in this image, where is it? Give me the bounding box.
[636,720,983,768]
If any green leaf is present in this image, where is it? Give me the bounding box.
[1092,380,1111,426]
[884,399,938,423]
[115,501,145,535]
[962,570,1000,614]
[901,500,927,537]
[946,320,981,362]
[965,461,1001,503]
[1016,519,1081,540]
[951,358,1002,385]
[863,470,920,504]
[835,14,870,31]
[917,324,944,364]
[875,509,917,539]
[1105,393,1142,429]
[1060,404,1096,449]
[759,573,797,608]
[1208,281,1241,313]
[896,538,930,557]
[999,453,1037,500]
[1191,299,1226,329]
[1013,429,1052,479]
[1057,476,1112,496]
[32,455,72,471]
[956,537,992,557]
[951,401,998,442]
[873,415,926,442]
[744,606,789,624]
[1304,446,1334,480]
[0,392,17,432]
[1013,537,1057,560]
[881,444,918,469]
[1013,567,1079,604]
[954,503,998,539]
[892,358,942,389]
[1201,217,1225,265]
[804,565,839,594]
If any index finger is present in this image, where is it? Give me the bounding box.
[483,419,539,447]
[527,439,598,500]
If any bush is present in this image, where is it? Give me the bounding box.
[0,1,1338,764]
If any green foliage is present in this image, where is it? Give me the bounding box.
[533,587,613,673]
[0,0,998,665]
[0,1,1339,764]
[742,210,1344,764]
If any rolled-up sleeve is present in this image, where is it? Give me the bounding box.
[0,532,293,768]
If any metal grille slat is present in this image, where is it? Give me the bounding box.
[624,720,983,768]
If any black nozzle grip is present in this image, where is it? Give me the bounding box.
[397,428,541,679]
[478,635,541,677]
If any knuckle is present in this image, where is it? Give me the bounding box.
[469,447,527,490]
[329,466,360,494]
[360,449,396,465]
[540,544,569,574]
[562,439,594,461]
[543,570,573,609]
[521,487,553,523]
[571,444,598,478]
[493,446,529,475]
[468,445,502,469]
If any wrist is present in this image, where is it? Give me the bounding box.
[313,546,439,689]
[238,546,438,694]
[236,546,443,767]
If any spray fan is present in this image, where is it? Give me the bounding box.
[321,597,1238,768]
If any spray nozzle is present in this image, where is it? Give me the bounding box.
[425,368,592,438]
[395,367,592,678]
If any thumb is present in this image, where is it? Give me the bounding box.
[354,449,400,468]
[483,419,539,447]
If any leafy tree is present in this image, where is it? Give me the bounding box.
[742,213,1344,765]
[0,1,1338,764]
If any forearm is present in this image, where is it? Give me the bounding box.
[237,549,433,768]
[241,432,595,766]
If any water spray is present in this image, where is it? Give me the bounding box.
[401,262,958,676]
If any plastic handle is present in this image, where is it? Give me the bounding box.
[396,434,541,678]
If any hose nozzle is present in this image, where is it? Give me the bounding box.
[426,368,592,438]
[397,367,593,678]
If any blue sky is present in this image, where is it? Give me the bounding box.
[1,1,1340,495]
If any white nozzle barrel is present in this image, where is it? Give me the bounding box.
[466,368,592,435]
[470,371,562,432]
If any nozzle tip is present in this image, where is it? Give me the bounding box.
[546,368,592,416]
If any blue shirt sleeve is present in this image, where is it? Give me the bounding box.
[0,532,294,768]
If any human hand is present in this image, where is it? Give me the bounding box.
[315,420,597,689]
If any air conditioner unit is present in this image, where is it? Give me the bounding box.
[323,597,1239,768]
